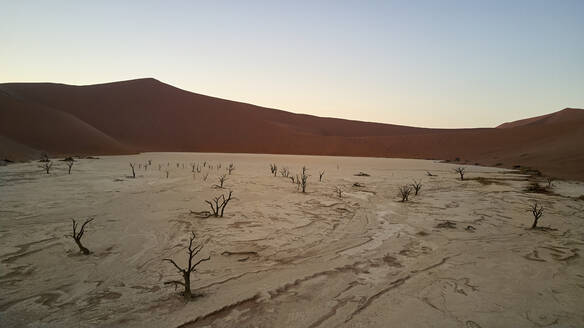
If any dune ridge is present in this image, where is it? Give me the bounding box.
[1,78,582,180]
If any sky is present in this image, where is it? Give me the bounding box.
[1,0,583,128]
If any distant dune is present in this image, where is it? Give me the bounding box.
[1,78,583,180]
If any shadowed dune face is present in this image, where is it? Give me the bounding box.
[0,78,583,180]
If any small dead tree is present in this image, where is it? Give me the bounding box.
[399,185,413,202]
[191,163,196,173]
[216,174,227,188]
[163,232,210,300]
[411,180,422,195]
[66,218,94,255]
[165,170,169,179]
[129,162,136,178]
[299,166,309,193]
[319,170,325,182]
[66,161,74,174]
[546,177,554,189]
[270,163,278,176]
[454,167,465,180]
[227,163,235,175]
[280,167,290,178]
[529,202,544,229]
[40,161,53,174]
[334,185,344,198]
[204,191,233,217]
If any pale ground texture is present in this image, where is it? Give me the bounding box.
[1,153,583,328]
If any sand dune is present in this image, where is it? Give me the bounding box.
[1,79,582,180]
[497,108,584,129]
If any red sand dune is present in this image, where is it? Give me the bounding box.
[1,78,583,180]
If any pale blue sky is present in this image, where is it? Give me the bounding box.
[1,0,583,127]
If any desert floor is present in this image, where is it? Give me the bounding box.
[1,153,583,328]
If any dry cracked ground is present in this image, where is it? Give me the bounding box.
[1,153,583,328]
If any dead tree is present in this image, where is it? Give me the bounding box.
[66,161,74,174]
[163,232,210,300]
[148,160,152,166]
[227,163,235,175]
[40,161,53,174]
[216,174,227,188]
[289,176,295,183]
[191,163,196,173]
[280,167,290,177]
[334,185,344,198]
[530,202,544,229]
[399,185,413,202]
[454,167,465,180]
[270,163,278,176]
[66,218,94,255]
[546,177,554,189]
[299,166,309,193]
[411,180,422,195]
[204,191,233,217]
[129,162,136,178]
[319,170,325,182]
[165,170,169,178]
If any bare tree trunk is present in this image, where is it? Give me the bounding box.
[129,163,136,178]
[183,271,191,299]
[300,166,309,193]
[75,239,90,255]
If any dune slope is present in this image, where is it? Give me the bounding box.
[0,79,582,180]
